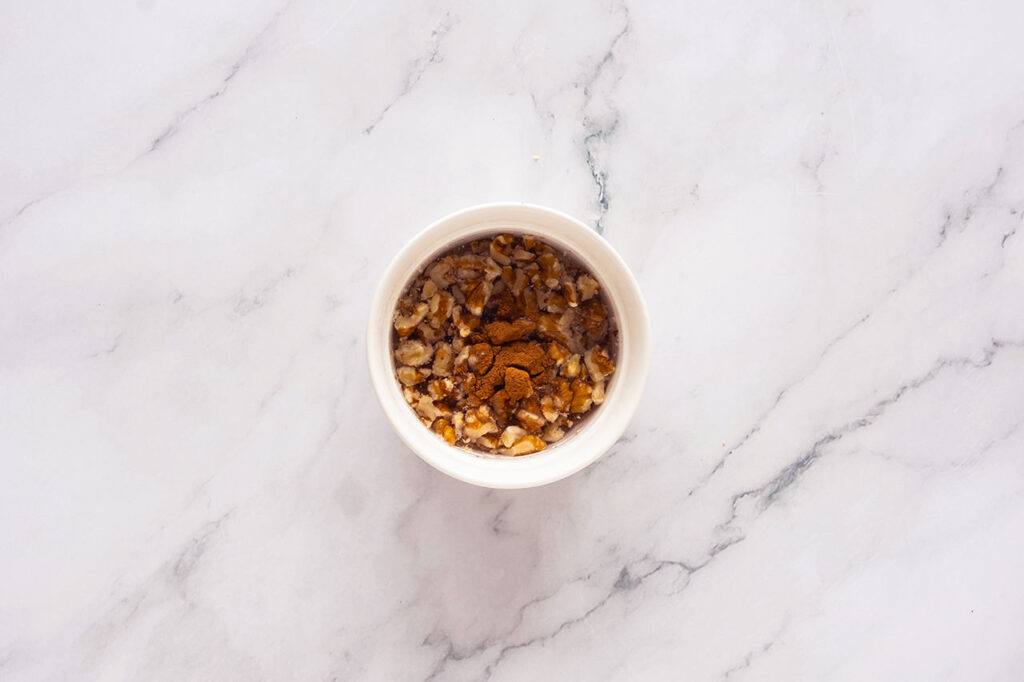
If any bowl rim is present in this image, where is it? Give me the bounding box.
[366,202,650,488]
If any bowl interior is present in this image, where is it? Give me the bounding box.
[391,226,621,455]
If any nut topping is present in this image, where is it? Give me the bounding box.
[391,233,617,455]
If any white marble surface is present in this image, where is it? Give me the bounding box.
[3,0,1024,679]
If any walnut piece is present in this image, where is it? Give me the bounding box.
[464,405,498,440]
[395,339,433,366]
[394,302,428,337]
[432,342,454,376]
[397,366,431,386]
[577,274,599,301]
[584,347,615,382]
[508,435,546,456]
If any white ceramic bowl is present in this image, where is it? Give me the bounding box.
[367,203,650,489]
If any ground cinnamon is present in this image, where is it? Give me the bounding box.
[484,318,536,344]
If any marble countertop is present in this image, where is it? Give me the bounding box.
[3,1,1024,679]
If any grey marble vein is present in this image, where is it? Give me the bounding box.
[579,6,630,234]
[364,13,457,135]
[722,338,1024,533]
[144,2,294,156]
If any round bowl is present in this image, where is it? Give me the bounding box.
[366,202,650,489]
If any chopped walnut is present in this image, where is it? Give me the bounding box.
[542,423,565,442]
[516,406,546,432]
[490,235,513,265]
[395,339,433,366]
[540,395,559,422]
[416,322,443,344]
[397,366,431,386]
[427,377,454,401]
[452,306,479,338]
[577,274,599,301]
[464,405,498,440]
[465,280,492,316]
[394,302,428,337]
[433,418,457,444]
[432,342,454,376]
[562,281,579,307]
[391,233,618,455]
[428,258,456,287]
[477,434,500,450]
[584,347,615,382]
[547,342,569,366]
[570,381,593,413]
[483,258,502,282]
[537,253,562,288]
[508,434,546,455]
[500,425,527,448]
[415,395,444,422]
[428,291,454,327]
[420,280,438,300]
[512,247,535,263]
